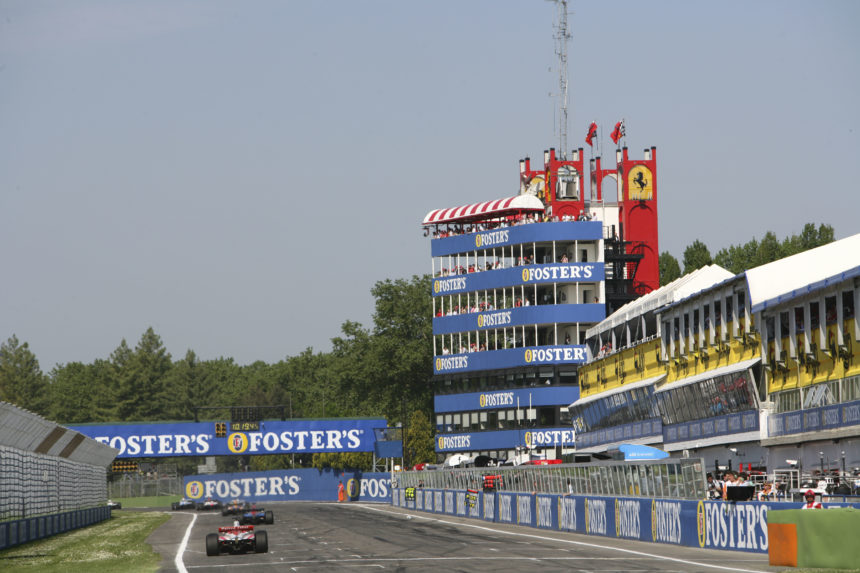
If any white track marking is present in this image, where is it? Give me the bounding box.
[174,512,197,573]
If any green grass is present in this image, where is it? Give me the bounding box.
[0,511,170,573]
[112,495,181,509]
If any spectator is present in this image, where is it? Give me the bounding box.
[757,483,774,501]
[801,489,823,509]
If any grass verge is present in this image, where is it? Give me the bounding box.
[112,495,181,509]
[0,511,170,573]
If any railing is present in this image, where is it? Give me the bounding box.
[395,458,707,500]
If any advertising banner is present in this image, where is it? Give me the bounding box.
[183,469,391,503]
[432,263,604,297]
[393,487,860,554]
[435,386,579,414]
[435,427,577,452]
[431,221,603,257]
[434,345,588,374]
[69,418,387,458]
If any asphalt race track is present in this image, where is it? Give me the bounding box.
[147,502,783,573]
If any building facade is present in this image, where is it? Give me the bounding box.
[573,235,860,477]
[423,146,659,464]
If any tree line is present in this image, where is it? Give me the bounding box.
[0,276,437,472]
[659,223,835,285]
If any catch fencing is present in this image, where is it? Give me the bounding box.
[0,445,107,521]
[0,401,117,550]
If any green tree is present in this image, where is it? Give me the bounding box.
[755,231,782,268]
[682,240,712,275]
[405,410,436,467]
[0,335,49,414]
[49,362,98,423]
[659,252,681,286]
[115,328,173,421]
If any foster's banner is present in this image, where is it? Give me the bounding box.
[69,418,387,458]
[184,469,391,503]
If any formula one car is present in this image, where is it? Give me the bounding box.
[107,500,122,510]
[221,499,249,516]
[206,525,268,556]
[172,498,196,511]
[238,506,274,525]
[196,497,222,511]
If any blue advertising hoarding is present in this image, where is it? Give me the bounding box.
[433,304,605,335]
[434,345,587,374]
[434,386,579,414]
[430,221,603,257]
[183,469,391,503]
[436,426,576,452]
[432,263,604,297]
[393,488,860,554]
[69,418,387,458]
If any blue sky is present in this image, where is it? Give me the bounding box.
[2,0,858,370]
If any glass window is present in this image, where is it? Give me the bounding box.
[824,296,837,324]
[843,290,855,319]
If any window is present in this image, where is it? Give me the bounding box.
[825,296,837,324]
[843,290,855,319]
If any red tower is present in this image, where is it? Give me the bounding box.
[519,148,586,221]
[617,146,659,294]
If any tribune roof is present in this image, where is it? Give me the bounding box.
[421,195,545,226]
[745,233,860,312]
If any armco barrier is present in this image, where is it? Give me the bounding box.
[392,488,860,554]
[0,506,111,551]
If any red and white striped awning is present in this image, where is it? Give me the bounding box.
[421,195,545,226]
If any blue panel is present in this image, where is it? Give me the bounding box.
[374,440,403,458]
[433,304,605,334]
[434,345,587,374]
[663,411,759,444]
[436,427,576,452]
[432,263,604,296]
[431,221,603,257]
[575,418,663,449]
[435,386,579,414]
[69,418,387,458]
[768,398,860,437]
[183,469,392,503]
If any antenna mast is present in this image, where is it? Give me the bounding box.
[553,0,571,159]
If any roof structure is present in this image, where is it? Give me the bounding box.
[745,233,860,313]
[586,264,735,338]
[421,195,545,226]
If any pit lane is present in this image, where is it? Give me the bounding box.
[150,501,781,573]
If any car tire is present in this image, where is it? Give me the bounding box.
[265,511,274,524]
[221,508,228,516]
[172,503,178,511]
[254,530,268,553]
[196,504,203,511]
[205,533,219,557]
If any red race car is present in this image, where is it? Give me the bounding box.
[205,524,268,556]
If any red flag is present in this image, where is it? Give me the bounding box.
[585,122,597,146]
[610,120,625,145]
